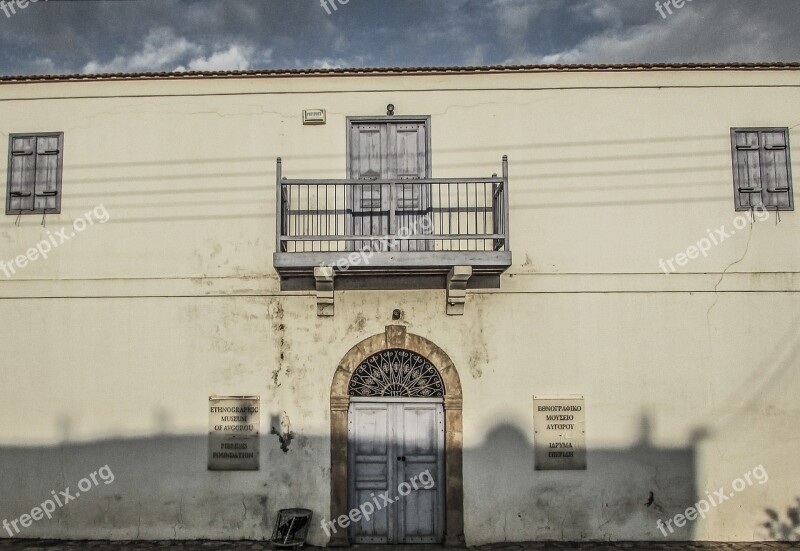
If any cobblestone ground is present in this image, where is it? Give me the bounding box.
[0,541,797,551]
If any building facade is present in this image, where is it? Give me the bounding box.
[0,63,798,545]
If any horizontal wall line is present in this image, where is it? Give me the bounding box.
[2,84,799,103]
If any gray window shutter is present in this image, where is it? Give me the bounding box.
[33,135,61,212]
[732,128,793,211]
[8,137,36,212]
[732,130,763,210]
[760,130,792,210]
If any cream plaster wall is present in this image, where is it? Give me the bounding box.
[0,68,797,544]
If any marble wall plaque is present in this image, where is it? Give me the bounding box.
[208,396,260,471]
[533,395,586,470]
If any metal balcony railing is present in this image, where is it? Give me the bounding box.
[275,156,510,257]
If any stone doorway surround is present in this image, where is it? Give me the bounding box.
[329,325,464,547]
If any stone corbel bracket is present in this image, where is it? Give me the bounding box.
[446,266,473,316]
[314,266,335,317]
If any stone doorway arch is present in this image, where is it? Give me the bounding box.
[329,325,463,546]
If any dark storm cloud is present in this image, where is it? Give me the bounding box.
[0,0,797,76]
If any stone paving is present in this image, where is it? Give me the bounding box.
[0,541,797,551]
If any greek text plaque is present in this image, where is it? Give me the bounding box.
[533,395,586,470]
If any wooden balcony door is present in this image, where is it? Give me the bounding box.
[348,118,432,251]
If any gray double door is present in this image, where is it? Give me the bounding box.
[348,398,445,544]
[348,120,432,251]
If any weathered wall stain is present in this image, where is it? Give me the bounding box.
[466,295,489,379]
[271,411,295,453]
[270,300,287,388]
[347,312,367,335]
[270,426,294,453]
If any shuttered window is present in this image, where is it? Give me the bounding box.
[6,133,63,215]
[731,128,793,211]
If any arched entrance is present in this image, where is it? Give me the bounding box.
[330,325,463,546]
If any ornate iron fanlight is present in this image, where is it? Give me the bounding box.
[348,349,444,398]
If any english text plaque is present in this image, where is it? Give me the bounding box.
[208,396,260,471]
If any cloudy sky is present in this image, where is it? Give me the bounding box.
[0,0,798,76]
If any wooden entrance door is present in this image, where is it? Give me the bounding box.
[348,398,445,543]
[347,119,432,251]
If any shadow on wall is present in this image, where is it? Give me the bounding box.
[763,498,800,541]
[463,416,699,542]
[0,412,712,545]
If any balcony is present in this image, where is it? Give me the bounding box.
[273,156,511,290]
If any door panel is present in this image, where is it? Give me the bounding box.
[391,123,431,252]
[353,125,384,179]
[392,124,423,180]
[348,403,394,543]
[348,400,444,544]
[349,124,390,251]
[397,403,444,543]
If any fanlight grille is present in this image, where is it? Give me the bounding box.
[348,349,444,398]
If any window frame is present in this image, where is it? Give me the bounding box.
[6,131,64,215]
[730,127,793,212]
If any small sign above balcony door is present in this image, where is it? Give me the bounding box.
[348,118,432,252]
